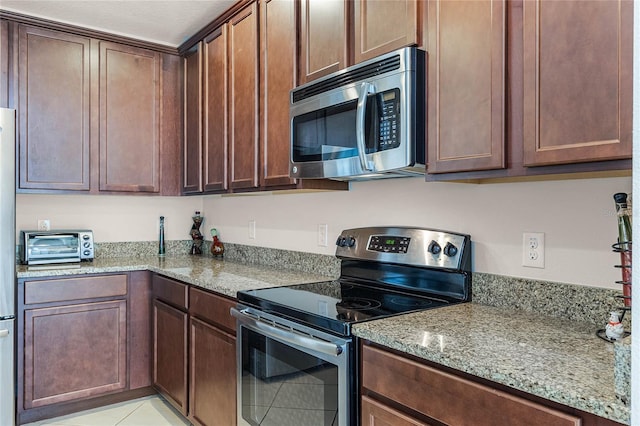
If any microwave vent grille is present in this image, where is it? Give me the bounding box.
[292,55,401,103]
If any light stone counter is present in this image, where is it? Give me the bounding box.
[16,255,334,298]
[352,303,629,425]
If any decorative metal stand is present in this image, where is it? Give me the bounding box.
[596,241,632,342]
[190,212,203,255]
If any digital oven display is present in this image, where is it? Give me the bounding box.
[367,235,410,253]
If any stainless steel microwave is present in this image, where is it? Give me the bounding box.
[290,47,425,180]
[19,230,94,265]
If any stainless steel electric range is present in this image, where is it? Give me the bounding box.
[232,226,472,426]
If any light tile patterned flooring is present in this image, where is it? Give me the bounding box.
[22,395,191,426]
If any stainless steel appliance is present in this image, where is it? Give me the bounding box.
[0,108,16,426]
[19,230,94,265]
[232,226,472,426]
[289,47,425,181]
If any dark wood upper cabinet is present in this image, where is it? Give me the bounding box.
[260,0,296,188]
[13,22,180,194]
[299,0,349,84]
[522,0,633,167]
[228,3,259,190]
[203,26,229,192]
[99,41,160,192]
[183,43,203,194]
[426,0,632,180]
[18,25,91,191]
[426,0,506,174]
[353,0,420,64]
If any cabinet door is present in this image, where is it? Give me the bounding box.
[99,41,160,192]
[203,26,229,192]
[183,43,203,193]
[229,4,259,190]
[522,0,632,166]
[426,0,505,174]
[260,0,296,188]
[23,300,127,409]
[354,0,420,64]
[299,0,349,84]
[18,25,91,191]
[362,395,431,426]
[153,299,188,414]
[189,317,236,426]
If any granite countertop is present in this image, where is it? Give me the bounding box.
[352,303,629,425]
[16,255,334,298]
[17,257,629,424]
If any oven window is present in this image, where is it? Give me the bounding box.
[241,328,339,426]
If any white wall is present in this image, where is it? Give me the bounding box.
[16,175,631,289]
[16,194,204,242]
[203,176,632,289]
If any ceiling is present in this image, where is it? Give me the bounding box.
[0,0,237,47]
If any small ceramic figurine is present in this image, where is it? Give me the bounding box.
[210,228,225,257]
[605,311,625,340]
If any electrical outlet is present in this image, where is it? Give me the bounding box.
[318,224,328,247]
[248,220,256,239]
[522,232,545,268]
[38,219,50,231]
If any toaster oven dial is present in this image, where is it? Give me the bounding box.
[82,234,91,240]
[83,242,91,248]
[83,250,91,256]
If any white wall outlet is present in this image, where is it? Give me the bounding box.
[522,232,545,268]
[318,224,328,247]
[248,220,256,239]
[38,219,50,231]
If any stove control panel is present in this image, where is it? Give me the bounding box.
[367,235,410,253]
[335,227,470,271]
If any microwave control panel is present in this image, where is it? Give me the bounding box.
[378,89,400,150]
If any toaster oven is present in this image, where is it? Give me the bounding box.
[19,230,94,265]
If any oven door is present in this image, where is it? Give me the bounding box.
[232,307,352,426]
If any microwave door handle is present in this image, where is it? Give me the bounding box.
[356,82,375,172]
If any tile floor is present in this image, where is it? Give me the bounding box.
[22,395,191,426]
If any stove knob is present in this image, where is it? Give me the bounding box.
[427,240,441,255]
[336,236,347,247]
[347,236,356,247]
[443,242,458,257]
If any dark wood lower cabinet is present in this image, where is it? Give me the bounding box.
[17,273,155,425]
[361,395,431,426]
[189,317,236,426]
[23,300,127,409]
[361,342,622,426]
[152,299,188,415]
[152,275,238,426]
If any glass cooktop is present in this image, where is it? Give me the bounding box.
[237,280,454,336]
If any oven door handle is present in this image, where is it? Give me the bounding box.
[356,82,375,172]
[231,308,343,357]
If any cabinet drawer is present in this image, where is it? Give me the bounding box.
[152,275,188,310]
[362,344,581,426]
[24,275,127,305]
[189,287,236,334]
